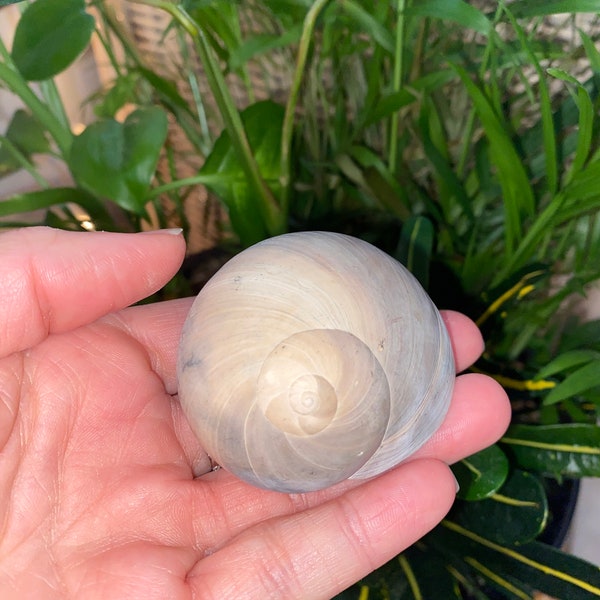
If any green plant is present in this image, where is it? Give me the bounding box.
[1,0,600,597]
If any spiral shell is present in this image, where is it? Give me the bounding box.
[177,231,454,493]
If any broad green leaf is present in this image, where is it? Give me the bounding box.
[397,547,461,599]
[510,0,600,17]
[11,0,95,81]
[334,546,460,599]
[501,424,600,477]
[3,109,50,155]
[395,216,434,289]
[69,108,168,215]
[0,109,51,175]
[0,0,26,5]
[199,101,285,247]
[543,360,600,405]
[433,520,600,599]
[535,349,600,380]
[450,470,548,545]
[405,0,492,36]
[453,444,509,501]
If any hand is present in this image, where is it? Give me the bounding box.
[0,227,510,599]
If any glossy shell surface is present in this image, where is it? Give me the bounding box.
[177,231,454,493]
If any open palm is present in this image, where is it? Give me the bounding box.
[0,227,510,599]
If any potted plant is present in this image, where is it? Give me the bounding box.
[1,1,600,597]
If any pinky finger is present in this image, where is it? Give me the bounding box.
[186,459,457,599]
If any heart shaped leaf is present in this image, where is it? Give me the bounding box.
[69,108,168,215]
[11,0,95,81]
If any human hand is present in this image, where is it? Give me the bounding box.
[0,227,510,599]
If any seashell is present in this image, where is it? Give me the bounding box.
[177,231,454,493]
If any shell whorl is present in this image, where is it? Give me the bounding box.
[177,231,454,493]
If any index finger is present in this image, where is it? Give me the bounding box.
[0,227,185,358]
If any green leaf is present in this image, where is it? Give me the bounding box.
[3,109,50,155]
[335,546,460,599]
[0,109,52,175]
[405,0,492,35]
[418,98,474,224]
[544,360,600,406]
[69,108,168,215]
[510,0,600,17]
[501,424,600,478]
[364,71,455,127]
[0,187,114,229]
[579,29,600,72]
[452,64,535,258]
[341,0,395,53]
[11,0,95,81]
[434,520,600,599]
[548,68,594,181]
[0,0,26,5]
[450,470,549,545]
[199,101,285,247]
[453,444,509,501]
[395,216,434,290]
[346,146,410,219]
[506,10,558,195]
[535,350,600,380]
[229,26,303,71]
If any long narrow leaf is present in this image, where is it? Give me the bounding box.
[341,0,394,53]
[405,0,492,35]
[452,63,535,258]
[536,349,600,380]
[505,9,557,195]
[0,187,114,228]
[543,360,600,405]
[510,0,600,17]
[548,68,595,181]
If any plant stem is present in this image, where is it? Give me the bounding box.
[388,0,406,174]
[39,80,70,132]
[280,0,332,217]
[0,64,72,157]
[128,0,285,238]
[0,135,51,188]
[148,174,225,198]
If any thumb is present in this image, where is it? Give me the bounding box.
[0,226,186,358]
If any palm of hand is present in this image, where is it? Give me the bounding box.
[2,308,200,596]
[0,228,510,599]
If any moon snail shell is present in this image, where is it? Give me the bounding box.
[177,231,455,493]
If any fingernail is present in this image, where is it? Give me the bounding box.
[141,228,183,236]
[453,474,461,494]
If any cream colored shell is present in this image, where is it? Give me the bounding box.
[177,232,454,493]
